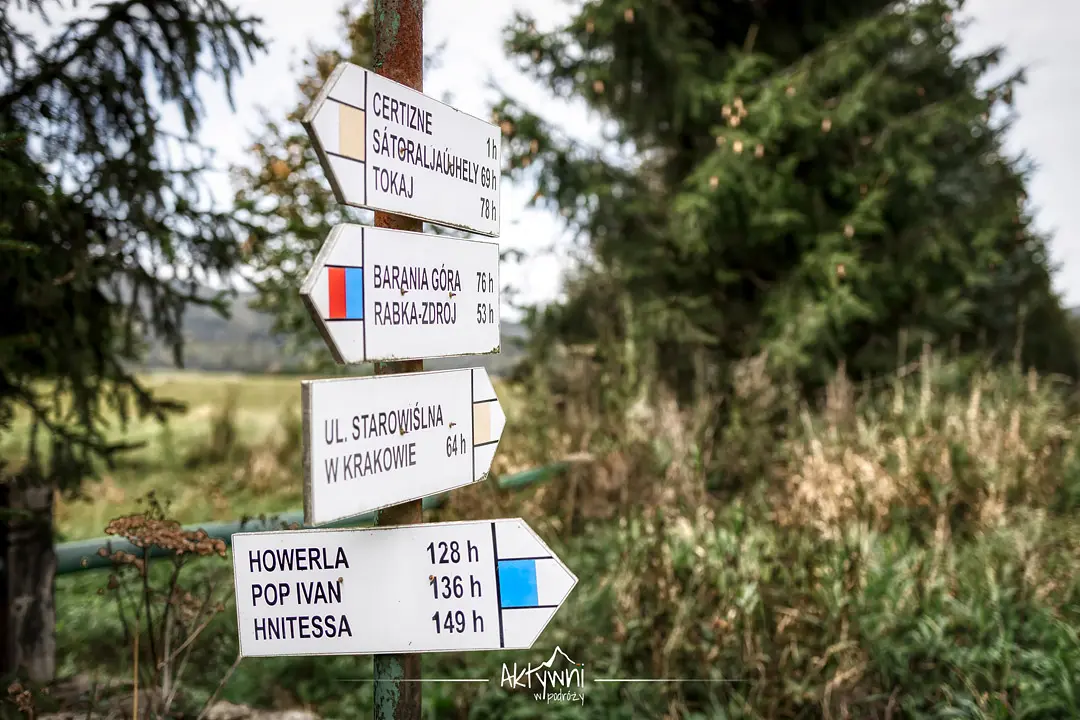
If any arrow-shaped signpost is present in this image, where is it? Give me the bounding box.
[302,368,506,525]
[230,2,575,717]
[300,224,500,364]
[302,60,501,237]
[232,520,577,657]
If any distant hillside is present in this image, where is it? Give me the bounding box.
[141,291,528,377]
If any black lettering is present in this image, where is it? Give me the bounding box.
[250,614,352,640]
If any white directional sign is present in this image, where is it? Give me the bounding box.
[232,519,577,657]
[302,368,506,526]
[300,224,500,364]
[302,62,501,236]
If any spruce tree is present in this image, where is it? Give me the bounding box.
[494,0,1078,395]
[0,0,264,680]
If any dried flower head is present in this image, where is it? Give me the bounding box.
[7,684,33,715]
[104,515,227,560]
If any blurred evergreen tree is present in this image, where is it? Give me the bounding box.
[493,0,1079,396]
[0,0,264,680]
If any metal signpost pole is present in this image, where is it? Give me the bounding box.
[248,3,573,716]
[370,1,424,718]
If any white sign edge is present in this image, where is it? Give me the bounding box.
[300,366,504,527]
[301,64,353,216]
[300,379,314,525]
[503,518,580,652]
[298,223,506,365]
[230,517,579,657]
[300,63,503,238]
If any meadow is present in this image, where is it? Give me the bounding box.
[5,354,1080,719]
[1,372,308,541]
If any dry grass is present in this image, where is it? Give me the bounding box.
[777,350,1073,541]
[466,335,1080,717]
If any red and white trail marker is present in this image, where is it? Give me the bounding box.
[299,224,501,364]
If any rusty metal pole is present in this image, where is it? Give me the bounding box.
[370,1,424,719]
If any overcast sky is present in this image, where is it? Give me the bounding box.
[23,1,1080,315]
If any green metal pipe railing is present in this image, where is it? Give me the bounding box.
[54,461,569,576]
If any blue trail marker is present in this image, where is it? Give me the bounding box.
[232,518,577,657]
